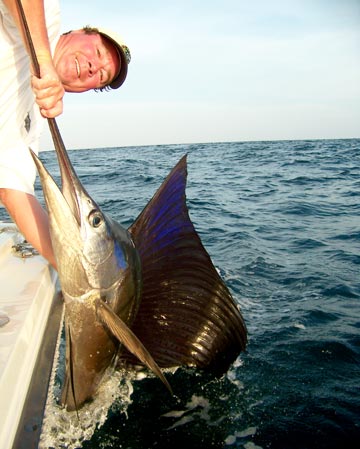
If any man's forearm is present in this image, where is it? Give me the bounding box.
[3,0,64,118]
[2,0,52,69]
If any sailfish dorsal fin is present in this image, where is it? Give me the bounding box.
[127,155,247,375]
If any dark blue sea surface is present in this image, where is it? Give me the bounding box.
[3,139,360,448]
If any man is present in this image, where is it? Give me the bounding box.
[0,0,131,269]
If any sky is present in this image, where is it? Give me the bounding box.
[40,0,360,150]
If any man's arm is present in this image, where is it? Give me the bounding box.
[2,0,64,118]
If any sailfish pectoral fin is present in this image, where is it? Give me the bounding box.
[96,299,173,395]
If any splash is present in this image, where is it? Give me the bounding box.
[224,427,261,448]
[162,394,226,430]
[39,366,135,449]
[38,321,137,449]
[226,357,245,390]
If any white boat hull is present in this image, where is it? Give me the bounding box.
[0,222,61,449]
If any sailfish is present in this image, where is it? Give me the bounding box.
[32,145,247,411]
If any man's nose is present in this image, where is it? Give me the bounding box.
[88,61,98,77]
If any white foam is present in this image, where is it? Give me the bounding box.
[161,393,227,430]
[244,442,263,449]
[227,360,245,390]
[224,427,261,447]
[39,366,135,449]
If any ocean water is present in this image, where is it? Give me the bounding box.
[2,139,360,448]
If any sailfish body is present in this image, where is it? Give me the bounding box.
[32,148,247,411]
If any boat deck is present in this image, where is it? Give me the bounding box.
[0,222,60,449]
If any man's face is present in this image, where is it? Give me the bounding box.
[54,30,120,92]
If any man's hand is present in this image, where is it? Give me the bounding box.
[31,61,65,118]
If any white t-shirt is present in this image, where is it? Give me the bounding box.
[0,0,60,196]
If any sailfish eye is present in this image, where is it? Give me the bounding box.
[89,211,103,228]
